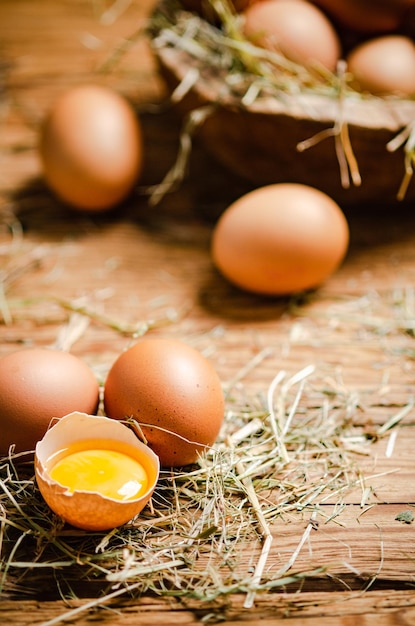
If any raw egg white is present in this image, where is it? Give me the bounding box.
[103,337,225,467]
[35,412,160,531]
[347,35,415,97]
[0,348,99,456]
[242,0,341,72]
[39,84,143,212]
[211,183,349,296]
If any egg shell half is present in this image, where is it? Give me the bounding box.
[211,183,349,296]
[39,84,143,212]
[103,338,225,467]
[35,412,160,531]
[0,348,100,456]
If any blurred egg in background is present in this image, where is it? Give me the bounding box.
[39,84,143,212]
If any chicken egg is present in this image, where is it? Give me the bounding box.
[103,337,225,467]
[35,412,159,531]
[0,348,100,456]
[242,0,341,73]
[347,35,415,97]
[211,183,349,296]
[39,84,143,212]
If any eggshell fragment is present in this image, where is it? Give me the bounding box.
[103,337,225,467]
[0,348,100,456]
[35,412,160,531]
[211,183,349,296]
[39,84,143,212]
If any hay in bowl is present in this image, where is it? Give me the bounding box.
[149,0,415,207]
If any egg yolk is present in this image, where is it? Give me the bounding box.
[49,447,149,501]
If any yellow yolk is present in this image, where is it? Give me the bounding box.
[49,447,149,502]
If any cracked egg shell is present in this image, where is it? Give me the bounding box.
[35,412,160,531]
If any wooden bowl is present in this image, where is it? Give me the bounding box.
[150,4,415,207]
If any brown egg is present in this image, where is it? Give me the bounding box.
[0,348,100,456]
[242,0,341,72]
[211,183,349,296]
[347,35,415,97]
[39,84,143,212]
[103,338,225,467]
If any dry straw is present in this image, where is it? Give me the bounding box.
[0,358,397,605]
[0,155,413,625]
[0,219,409,618]
[147,0,415,202]
[0,347,409,621]
[1,6,414,621]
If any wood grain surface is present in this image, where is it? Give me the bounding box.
[1,1,415,624]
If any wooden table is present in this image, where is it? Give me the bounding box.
[2,1,415,624]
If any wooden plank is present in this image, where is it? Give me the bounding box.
[2,211,415,503]
[2,589,415,625]
[267,503,415,583]
[2,0,415,623]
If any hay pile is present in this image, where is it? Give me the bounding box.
[147,0,415,204]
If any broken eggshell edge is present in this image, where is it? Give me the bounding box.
[34,411,160,531]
